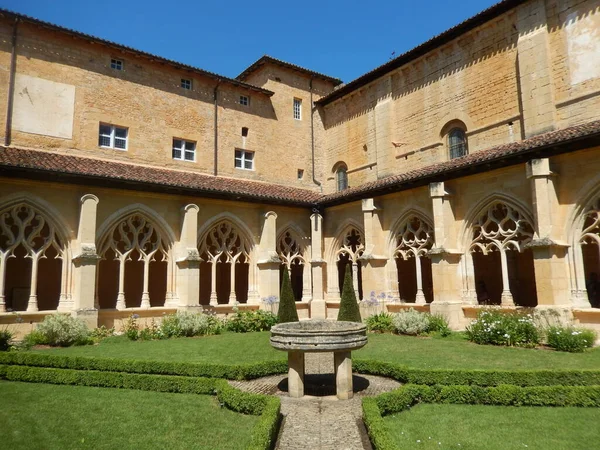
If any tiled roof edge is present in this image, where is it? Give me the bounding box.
[236,55,343,85]
[0,8,274,97]
[317,120,600,206]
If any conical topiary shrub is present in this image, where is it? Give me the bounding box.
[337,264,362,322]
[278,266,299,323]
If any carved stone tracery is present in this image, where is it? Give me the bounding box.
[393,216,434,260]
[580,198,600,246]
[278,230,305,269]
[336,228,364,263]
[470,202,533,254]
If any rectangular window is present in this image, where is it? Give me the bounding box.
[240,95,249,106]
[172,138,196,162]
[235,149,254,170]
[99,124,128,150]
[293,98,302,120]
[181,78,192,90]
[111,58,123,71]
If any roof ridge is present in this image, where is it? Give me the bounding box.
[0,8,274,96]
[237,55,343,85]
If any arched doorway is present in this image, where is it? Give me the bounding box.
[0,203,65,312]
[198,221,251,305]
[469,202,537,307]
[97,214,169,309]
[393,216,434,303]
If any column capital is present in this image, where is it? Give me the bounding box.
[526,158,556,179]
[361,198,380,212]
[429,181,452,198]
[524,237,569,250]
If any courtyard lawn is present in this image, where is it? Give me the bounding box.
[383,403,600,450]
[32,331,284,365]
[354,333,600,370]
[0,381,257,450]
[30,331,600,370]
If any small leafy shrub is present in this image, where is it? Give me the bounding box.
[139,318,164,341]
[90,325,115,342]
[0,329,13,351]
[226,310,278,333]
[160,311,223,338]
[27,314,91,347]
[122,314,140,340]
[365,312,395,333]
[392,308,430,335]
[426,313,452,337]
[465,308,540,348]
[546,326,596,353]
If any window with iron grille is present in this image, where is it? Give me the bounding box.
[448,128,468,159]
[181,78,192,90]
[235,149,254,170]
[336,166,348,191]
[240,95,249,106]
[293,98,302,120]
[172,139,196,162]
[99,124,128,150]
[111,58,123,71]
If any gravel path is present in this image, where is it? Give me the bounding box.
[230,353,401,450]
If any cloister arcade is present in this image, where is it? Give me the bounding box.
[1,186,600,329]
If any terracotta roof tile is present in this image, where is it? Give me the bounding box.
[1,120,599,208]
[319,120,600,205]
[0,148,322,206]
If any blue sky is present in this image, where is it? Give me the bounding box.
[2,0,499,83]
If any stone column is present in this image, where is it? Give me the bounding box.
[71,194,100,328]
[360,199,388,306]
[310,213,327,319]
[257,212,280,306]
[499,249,515,307]
[525,159,571,306]
[176,204,201,311]
[428,182,465,329]
[414,256,426,304]
[287,351,305,398]
[334,350,353,400]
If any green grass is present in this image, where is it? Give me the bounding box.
[30,331,600,370]
[383,403,600,449]
[32,331,284,365]
[0,381,257,450]
[354,333,600,370]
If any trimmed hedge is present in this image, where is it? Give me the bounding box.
[353,359,600,387]
[364,384,600,450]
[0,365,281,450]
[0,352,287,380]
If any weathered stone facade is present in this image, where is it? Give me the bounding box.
[1,0,600,335]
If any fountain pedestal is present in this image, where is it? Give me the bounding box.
[270,320,367,400]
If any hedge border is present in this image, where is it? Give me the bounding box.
[363,384,600,450]
[4,353,600,387]
[353,359,600,386]
[0,365,280,450]
[0,352,287,380]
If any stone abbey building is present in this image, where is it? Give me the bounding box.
[1,0,600,334]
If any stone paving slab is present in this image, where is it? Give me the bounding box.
[229,353,401,450]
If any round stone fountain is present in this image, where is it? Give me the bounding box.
[270,320,367,400]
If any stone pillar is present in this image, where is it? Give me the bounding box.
[71,194,100,328]
[257,212,280,305]
[516,0,557,138]
[428,182,465,329]
[334,350,353,400]
[360,199,388,305]
[525,159,571,306]
[287,351,305,398]
[176,204,201,311]
[500,250,515,307]
[310,213,327,319]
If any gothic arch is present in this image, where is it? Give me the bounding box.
[0,194,71,312]
[388,209,435,304]
[277,223,310,302]
[326,220,365,301]
[197,214,256,306]
[96,205,173,309]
